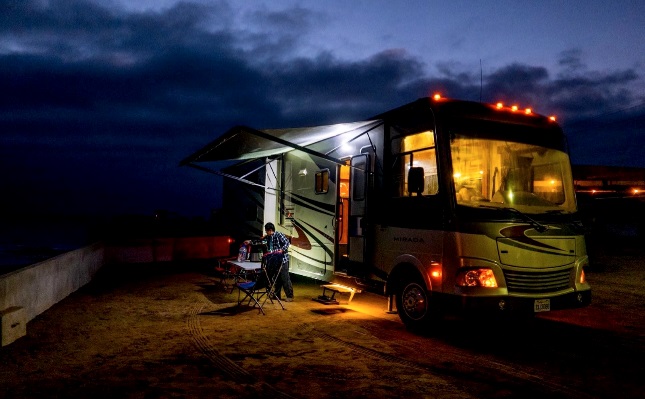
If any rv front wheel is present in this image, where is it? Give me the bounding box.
[396,277,431,330]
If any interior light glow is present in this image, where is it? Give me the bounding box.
[496,102,503,109]
[433,93,441,100]
[525,108,532,114]
[511,105,518,112]
[453,172,462,179]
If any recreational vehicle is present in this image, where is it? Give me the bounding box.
[182,95,592,328]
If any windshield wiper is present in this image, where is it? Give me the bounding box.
[479,205,549,232]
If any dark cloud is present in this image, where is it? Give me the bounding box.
[1,0,643,218]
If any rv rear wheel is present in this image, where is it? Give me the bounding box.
[396,276,432,330]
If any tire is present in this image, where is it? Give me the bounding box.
[396,275,433,330]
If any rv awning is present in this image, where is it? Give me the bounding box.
[180,120,382,166]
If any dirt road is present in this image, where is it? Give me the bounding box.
[1,254,643,398]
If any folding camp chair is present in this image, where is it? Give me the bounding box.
[213,257,236,293]
[235,255,286,314]
[257,257,286,310]
[235,266,268,314]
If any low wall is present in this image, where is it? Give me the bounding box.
[0,236,233,346]
[105,236,232,263]
[0,243,105,346]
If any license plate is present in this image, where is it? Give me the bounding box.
[534,299,551,312]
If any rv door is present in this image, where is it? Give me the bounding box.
[348,154,368,268]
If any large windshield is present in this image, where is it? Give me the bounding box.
[450,136,576,213]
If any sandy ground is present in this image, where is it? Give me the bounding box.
[0,254,643,399]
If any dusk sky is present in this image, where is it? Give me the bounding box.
[1,0,644,219]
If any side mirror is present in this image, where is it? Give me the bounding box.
[408,167,425,195]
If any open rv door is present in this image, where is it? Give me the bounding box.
[347,153,369,275]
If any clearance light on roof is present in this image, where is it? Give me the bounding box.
[444,93,557,121]
[433,93,442,100]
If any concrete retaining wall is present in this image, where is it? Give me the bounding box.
[0,236,232,346]
[0,243,104,346]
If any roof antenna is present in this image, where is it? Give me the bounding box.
[479,59,483,102]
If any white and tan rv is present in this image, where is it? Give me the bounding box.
[182,96,592,329]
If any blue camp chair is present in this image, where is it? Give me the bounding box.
[235,256,285,314]
[235,266,266,314]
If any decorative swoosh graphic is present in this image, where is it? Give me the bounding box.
[290,247,332,267]
[291,218,334,259]
[289,223,312,250]
[288,193,335,215]
[300,219,335,243]
[499,225,570,256]
[499,225,567,253]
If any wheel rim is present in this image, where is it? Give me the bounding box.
[401,282,428,321]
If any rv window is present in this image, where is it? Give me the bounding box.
[391,131,438,197]
[315,170,329,194]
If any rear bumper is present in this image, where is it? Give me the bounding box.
[438,289,592,314]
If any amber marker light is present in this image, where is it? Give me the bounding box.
[496,102,503,109]
[549,115,557,122]
[511,105,518,112]
[433,93,441,100]
[430,262,442,277]
[525,108,532,114]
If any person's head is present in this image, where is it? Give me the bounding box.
[264,222,276,236]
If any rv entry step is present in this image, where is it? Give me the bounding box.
[313,284,357,305]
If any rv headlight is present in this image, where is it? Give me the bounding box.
[456,268,498,288]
